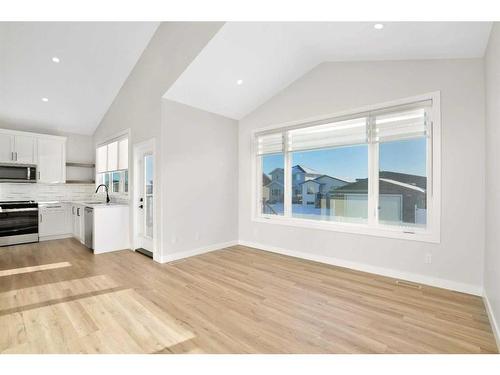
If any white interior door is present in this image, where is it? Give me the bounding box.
[134,140,155,254]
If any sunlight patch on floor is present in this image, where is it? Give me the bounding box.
[0,261,71,277]
[0,274,119,313]
[0,288,195,354]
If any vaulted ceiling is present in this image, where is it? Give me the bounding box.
[164,22,493,120]
[0,22,159,135]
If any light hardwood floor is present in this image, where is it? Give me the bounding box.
[0,238,497,354]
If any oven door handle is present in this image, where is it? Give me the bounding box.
[0,208,39,213]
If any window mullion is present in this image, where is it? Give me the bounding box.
[256,155,263,216]
[283,131,292,217]
[368,116,379,226]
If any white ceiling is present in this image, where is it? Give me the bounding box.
[0,22,158,135]
[165,22,493,120]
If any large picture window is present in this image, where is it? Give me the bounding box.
[254,94,440,242]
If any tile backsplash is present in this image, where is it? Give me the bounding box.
[0,183,97,202]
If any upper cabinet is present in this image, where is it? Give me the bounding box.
[0,133,14,162]
[0,128,66,183]
[0,132,35,163]
[14,135,36,163]
[37,137,66,183]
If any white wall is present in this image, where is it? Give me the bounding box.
[92,22,223,260]
[239,59,486,294]
[161,100,238,260]
[484,23,500,345]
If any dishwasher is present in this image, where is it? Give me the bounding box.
[84,207,94,249]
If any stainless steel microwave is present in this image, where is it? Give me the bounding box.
[0,163,37,183]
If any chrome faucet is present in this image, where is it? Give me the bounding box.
[95,184,110,204]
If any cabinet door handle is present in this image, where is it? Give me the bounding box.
[72,207,75,215]
[15,152,17,161]
[38,171,40,180]
[11,152,14,161]
[40,214,43,223]
[77,208,80,216]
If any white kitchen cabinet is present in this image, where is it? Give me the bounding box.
[37,137,66,183]
[0,132,36,163]
[14,135,36,163]
[0,128,66,181]
[0,133,14,162]
[39,204,69,239]
[71,204,85,243]
[92,204,129,254]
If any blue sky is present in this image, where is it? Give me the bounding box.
[263,138,426,181]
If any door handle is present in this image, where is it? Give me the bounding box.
[77,208,80,216]
[40,214,43,223]
[139,204,143,209]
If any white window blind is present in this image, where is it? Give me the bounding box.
[107,141,118,171]
[257,133,283,155]
[373,107,429,142]
[96,145,107,173]
[288,117,367,152]
[118,138,128,170]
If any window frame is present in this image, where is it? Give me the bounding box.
[251,92,441,243]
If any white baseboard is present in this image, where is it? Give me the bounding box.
[238,240,483,296]
[483,291,500,352]
[160,240,239,263]
[39,233,73,242]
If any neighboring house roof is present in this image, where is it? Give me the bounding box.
[379,171,426,189]
[298,174,350,186]
[265,180,284,188]
[300,179,321,185]
[263,173,271,185]
[293,164,321,175]
[379,178,425,193]
[269,168,284,175]
[334,172,426,194]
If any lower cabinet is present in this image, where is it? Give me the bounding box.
[39,204,72,240]
[71,204,85,243]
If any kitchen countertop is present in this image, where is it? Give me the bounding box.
[38,201,130,209]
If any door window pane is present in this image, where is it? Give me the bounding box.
[144,155,153,238]
[261,154,284,215]
[291,145,368,223]
[378,138,427,228]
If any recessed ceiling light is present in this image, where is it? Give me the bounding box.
[374,23,384,30]
[41,97,49,102]
[51,56,60,63]
[236,79,243,85]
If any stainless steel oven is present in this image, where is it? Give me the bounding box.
[0,201,39,246]
[0,163,37,183]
